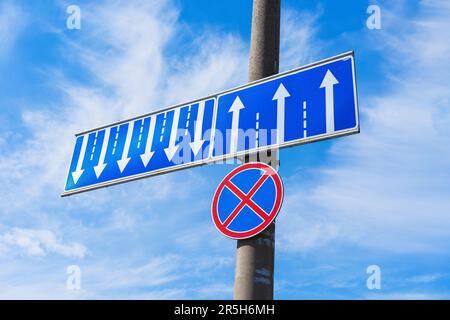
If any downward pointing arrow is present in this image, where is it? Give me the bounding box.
[140,115,157,167]
[272,83,290,144]
[189,100,206,156]
[117,122,134,173]
[71,134,88,184]
[229,96,245,154]
[93,128,111,178]
[320,69,339,133]
[164,108,180,161]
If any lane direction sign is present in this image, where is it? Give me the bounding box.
[211,162,283,239]
[63,51,359,196]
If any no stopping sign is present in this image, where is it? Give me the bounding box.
[211,162,283,240]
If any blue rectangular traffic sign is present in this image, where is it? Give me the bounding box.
[63,51,359,196]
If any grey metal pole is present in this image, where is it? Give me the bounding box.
[247,0,280,82]
[233,0,280,300]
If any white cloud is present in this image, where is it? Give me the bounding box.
[280,7,321,71]
[0,227,87,258]
[0,0,248,298]
[407,273,445,284]
[0,1,27,58]
[278,0,450,253]
[0,0,247,215]
[90,254,183,291]
[3,0,446,299]
[164,33,247,104]
[0,0,322,220]
[59,254,235,299]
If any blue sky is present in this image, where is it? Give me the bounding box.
[0,0,449,299]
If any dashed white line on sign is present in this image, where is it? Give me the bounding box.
[303,100,307,138]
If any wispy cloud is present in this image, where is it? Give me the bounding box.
[3,0,447,299]
[278,0,450,253]
[0,1,27,59]
[0,0,247,298]
[0,227,87,258]
[0,0,247,215]
[280,7,322,71]
[407,273,445,284]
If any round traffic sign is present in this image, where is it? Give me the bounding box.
[211,162,283,239]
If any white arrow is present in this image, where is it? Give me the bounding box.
[71,134,88,184]
[117,122,134,173]
[320,70,339,133]
[272,83,290,144]
[229,96,245,154]
[189,101,205,156]
[140,115,157,167]
[164,108,180,161]
[93,128,111,178]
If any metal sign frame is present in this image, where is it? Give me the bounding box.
[62,51,359,196]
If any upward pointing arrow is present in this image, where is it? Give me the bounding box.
[140,115,157,167]
[93,128,111,178]
[164,108,180,161]
[189,101,206,156]
[229,96,245,154]
[71,134,88,184]
[117,122,134,173]
[272,83,290,144]
[320,70,339,133]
